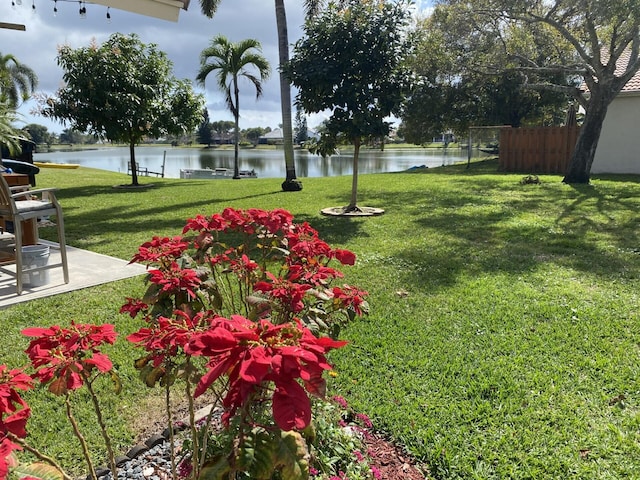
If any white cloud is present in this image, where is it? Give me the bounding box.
[2,0,432,134]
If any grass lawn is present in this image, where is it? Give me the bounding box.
[1,160,639,479]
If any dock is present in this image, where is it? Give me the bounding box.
[127,151,166,178]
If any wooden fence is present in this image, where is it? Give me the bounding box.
[499,126,580,174]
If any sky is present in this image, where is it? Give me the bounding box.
[1,0,433,135]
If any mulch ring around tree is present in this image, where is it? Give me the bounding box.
[112,184,156,190]
[321,206,385,216]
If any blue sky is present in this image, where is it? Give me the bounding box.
[1,0,433,134]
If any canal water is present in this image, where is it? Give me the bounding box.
[33,146,479,179]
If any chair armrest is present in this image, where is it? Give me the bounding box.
[11,188,58,199]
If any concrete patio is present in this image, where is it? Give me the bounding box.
[0,240,147,309]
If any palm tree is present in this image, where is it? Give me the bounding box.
[0,102,27,157]
[198,0,323,191]
[0,53,37,108]
[196,35,270,179]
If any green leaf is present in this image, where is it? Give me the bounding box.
[275,430,310,480]
[109,370,122,394]
[199,456,231,480]
[236,427,277,479]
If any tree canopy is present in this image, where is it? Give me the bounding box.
[287,0,414,212]
[400,6,568,144]
[40,33,204,185]
[434,0,640,183]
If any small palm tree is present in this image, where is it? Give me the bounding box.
[196,36,270,179]
[0,53,38,108]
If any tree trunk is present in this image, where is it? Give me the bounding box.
[129,141,139,186]
[233,78,240,179]
[275,0,302,191]
[347,137,361,211]
[563,90,614,184]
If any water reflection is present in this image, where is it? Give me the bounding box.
[34,146,480,179]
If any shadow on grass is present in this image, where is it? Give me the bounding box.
[53,182,284,246]
[357,167,640,292]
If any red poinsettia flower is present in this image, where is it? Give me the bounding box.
[246,208,293,234]
[331,285,369,316]
[332,249,357,266]
[254,272,312,313]
[127,310,214,366]
[229,254,261,279]
[130,236,188,264]
[182,214,211,233]
[148,262,201,299]
[286,223,333,261]
[120,298,149,319]
[186,317,346,431]
[0,365,32,440]
[22,323,117,396]
[0,436,20,479]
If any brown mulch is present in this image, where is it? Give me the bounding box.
[129,396,428,479]
[363,431,428,479]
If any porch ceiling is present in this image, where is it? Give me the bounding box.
[88,0,190,22]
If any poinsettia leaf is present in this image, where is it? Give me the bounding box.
[133,356,151,370]
[143,366,165,388]
[303,370,327,398]
[239,348,271,383]
[13,462,65,480]
[48,376,68,396]
[199,456,231,480]
[272,381,311,431]
[236,427,276,479]
[89,352,113,372]
[275,430,309,480]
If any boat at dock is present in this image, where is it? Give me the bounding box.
[179,167,257,179]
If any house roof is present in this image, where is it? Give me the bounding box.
[579,49,640,96]
[612,49,640,92]
[259,128,284,139]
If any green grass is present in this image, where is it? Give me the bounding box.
[2,160,639,479]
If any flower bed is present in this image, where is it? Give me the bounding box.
[1,208,389,480]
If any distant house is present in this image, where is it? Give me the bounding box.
[591,53,640,175]
[258,128,284,145]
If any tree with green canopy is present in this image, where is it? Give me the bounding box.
[196,108,214,146]
[294,106,309,145]
[436,0,640,184]
[286,0,414,214]
[196,35,270,179]
[400,5,568,144]
[39,33,204,186]
[22,124,55,146]
[0,53,37,109]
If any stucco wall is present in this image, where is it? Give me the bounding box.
[592,93,640,174]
